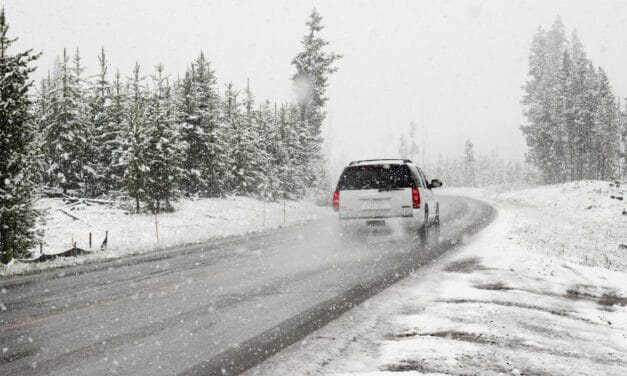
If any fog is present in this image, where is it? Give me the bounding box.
[5,0,627,174]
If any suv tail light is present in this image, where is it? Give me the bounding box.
[333,191,340,212]
[412,187,420,209]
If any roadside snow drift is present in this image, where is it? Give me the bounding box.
[1,196,330,276]
[494,180,626,271]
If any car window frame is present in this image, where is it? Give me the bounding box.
[409,165,424,188]
[417,168,430,189]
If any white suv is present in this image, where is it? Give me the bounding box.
[333,159,442,230]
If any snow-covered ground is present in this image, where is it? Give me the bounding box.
[0,196,331,276]
[446,181,627,271]
[246,181,627,375]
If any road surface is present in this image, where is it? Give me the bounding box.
[0,195,494,375]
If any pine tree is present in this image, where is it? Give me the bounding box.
[33,72,53,186]
[85,47,111,196]
[592,69,620,180]
[407,121,420,162]
[557,49,576,180]
[144,64,184,212]
[398,121,419,161]
[521,26,552,182]
[0,9,40,263]
[103,69,128,192]
[233,80,267,195]
[256,100,281,199]
[222,82,241,193]
[291,8,341,193]
[398,133,408,158]
[464,140,475,187]
[121,62,148,212]
[274,104,291,196]
[287,104,309,196]
[177,52,225,196]
[274,104,304,196]
[44,48,85,194]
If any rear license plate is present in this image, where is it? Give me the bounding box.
[366,220,386,226]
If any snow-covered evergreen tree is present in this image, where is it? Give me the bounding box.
[103,69,128,192]
[398,134,408,159]
[0,9,40,262]
[43,48,87,194]
[143,64,184,212]
[177,52,225,196]
[407,121,420,162]
[256,100,281,199]
[221,82,244,194]
[228,80,267,195]
[85,47,110,196]
[291,8,341,193]
[273,104,304,196]
[397,121,419,161]
[464,140,475,187]
[521,26,550,181]
[121,62,148,212]
[32,72,53,186]
[592,69,620,180]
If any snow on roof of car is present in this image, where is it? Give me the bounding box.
[349,159,413,166]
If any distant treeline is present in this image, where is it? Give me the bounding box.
[430,140,538,188]
[522,16,627,184]
[396,123,537,188]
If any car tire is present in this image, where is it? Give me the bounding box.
[434,202,440,225]
[425,205,429,226]
[417,204,429,240]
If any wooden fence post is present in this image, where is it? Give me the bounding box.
[283,197,286,226]
[154,212,160,244]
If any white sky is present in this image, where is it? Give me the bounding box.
[4,0,627,173]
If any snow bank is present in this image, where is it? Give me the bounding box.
[1,196,331,276]
[444,181,626,271]
[493,181,626,271]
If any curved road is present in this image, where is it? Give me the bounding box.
[0,195,494,375]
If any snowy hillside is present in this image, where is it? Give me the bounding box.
[495,181,626,270]
[445,181,626,271]
[0,197,331,276]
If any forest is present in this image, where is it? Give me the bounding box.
[521,17,626,184]
[0,8,340,261]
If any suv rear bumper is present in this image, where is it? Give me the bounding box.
[338,207,425,222]
[336,214,427,234]
[338,207,417,220]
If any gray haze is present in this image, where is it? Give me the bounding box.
[4,0,627,175]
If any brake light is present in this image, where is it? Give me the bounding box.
[333,191,340,212]
[412,187,420,209]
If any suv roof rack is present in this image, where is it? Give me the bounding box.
[349,159,413,166]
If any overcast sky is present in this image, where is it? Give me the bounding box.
[4,0,627,174]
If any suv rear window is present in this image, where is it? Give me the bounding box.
[336,164,415,191]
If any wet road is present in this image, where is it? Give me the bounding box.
[0,195,494,376]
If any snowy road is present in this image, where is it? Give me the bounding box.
[0,195,494,376]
